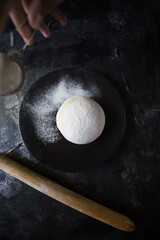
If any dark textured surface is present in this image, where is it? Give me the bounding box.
[0,0,160,239]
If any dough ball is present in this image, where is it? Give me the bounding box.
[56,95,105,144]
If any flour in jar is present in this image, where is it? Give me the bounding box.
[25,75,101,144]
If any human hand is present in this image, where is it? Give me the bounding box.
[0,0,67,45]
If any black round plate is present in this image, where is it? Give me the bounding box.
[19,67,126,172]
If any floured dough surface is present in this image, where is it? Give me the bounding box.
[56,95,105,144]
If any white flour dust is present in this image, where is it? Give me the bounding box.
[0,171,22,199]
[25,75,101,144]
[0,94,23,153]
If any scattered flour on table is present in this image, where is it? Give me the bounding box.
[0,171,22,199]
[0,94,23,153]
[3,94,22,125]
[26,75,101,144]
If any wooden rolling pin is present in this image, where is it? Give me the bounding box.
[0,154,135,232]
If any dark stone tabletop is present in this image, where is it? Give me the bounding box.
[0,0,160,239]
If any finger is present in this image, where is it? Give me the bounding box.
[22,0,66,29]
[24,0,44,29]
[37,7,67,38]
[10,14,33,45]
[38,21,51,38]
[23,0,51,39]
[9,2,33,45]
[51,7,67,26]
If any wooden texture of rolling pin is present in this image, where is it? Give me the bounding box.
[0,154,135,232]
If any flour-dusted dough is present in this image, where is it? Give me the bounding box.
[56,95,105,144]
